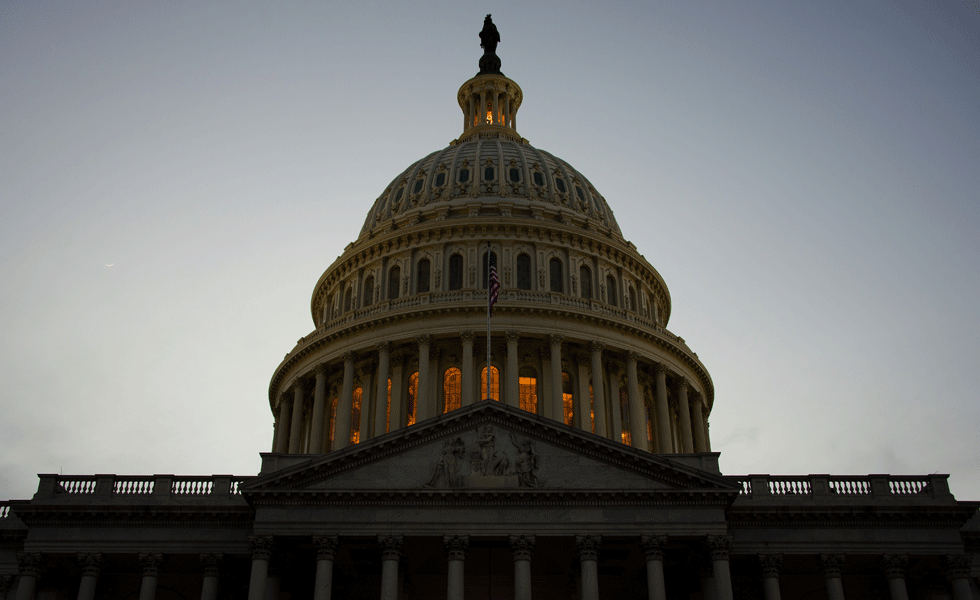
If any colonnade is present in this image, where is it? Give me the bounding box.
[272,333,712,456]
[7,544,975,600]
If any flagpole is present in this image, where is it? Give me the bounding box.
[486,241,491,401]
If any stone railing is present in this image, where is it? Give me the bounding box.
[729,474,952,503]
[34,474,252,500]
[0,502,10,520]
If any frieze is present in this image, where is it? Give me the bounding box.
[423,426,540,489]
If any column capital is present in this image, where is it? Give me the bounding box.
[589,341,604,354]
[291,378,306,393]
[139,552,164,576]
[249,535,275,561]
[819,553,845,578]
[416,334,431,347]
[17,551,42,577]
[550,334,564,346]
[626,350,640,364]
[444,534,470,560]
[758,553,783,578]
[654,363,669,377]
[706,535,732,561]
[576,535,602,561]
[510,534,536,561]
[379,535,404,560]
[77,552,103,577]
[944,553,971,579]
[880,554,907,580]
[640,535,666,560]
[505,331,521,343]
[460,331,475,343]
[377,341,392,354]
[343,350,357,363]
[313,535,339,561]
[676,376,689,391]
[200,553,223,577]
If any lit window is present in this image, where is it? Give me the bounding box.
[481,366,500,401]
[562,372,574,426]
[444,367,462,413]
[351,387,363,444]
[619,386,631,446]
[589,384,595,433]
[518,367,537,413]
[406,372,418,426]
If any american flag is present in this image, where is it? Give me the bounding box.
[488,254,500,316]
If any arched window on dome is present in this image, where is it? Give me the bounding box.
[406,371,418,426]
[482,251,497,289]
[580,266,593,300]
[606,275,618,307]
[417,258,431,293]
[351,387,363,444]
[344,286,354,313]
[449,254,464,291]
[516,254,532,290]
[619,386,631,446]
[480,366,500,401]
[549,258,564,293]
[562,371,574,426]
[388,266,401,300]
[629,284,637,313]
[444,367,462,413]
[518,367,537,413]
[362,276,374,307]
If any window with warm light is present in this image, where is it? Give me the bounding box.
[562,372,574,425]
[406,372,418,426]
[444,367,462,413]
[589,384,596,433]
[351,387,363,444]
[481,366,500,401]
[619,386,631,446]
[518,367,537,413]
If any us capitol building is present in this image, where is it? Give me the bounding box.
[1,18,978,600]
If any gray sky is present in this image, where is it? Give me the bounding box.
[2,1,979,502]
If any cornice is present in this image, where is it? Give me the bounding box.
[11,505,255,529]
[727,504,980,530]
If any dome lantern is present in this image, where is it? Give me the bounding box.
[457,15,523,142]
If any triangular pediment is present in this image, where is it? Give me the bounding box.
[242,402,737,498]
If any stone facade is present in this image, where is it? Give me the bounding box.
[1,20,978,600]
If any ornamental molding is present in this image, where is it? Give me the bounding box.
[510,534,535,560]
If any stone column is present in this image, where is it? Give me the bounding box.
[654,365,671,453]
[379,535,404,600]
[819,553,845,600]
[200,554,222,600]
[589,342,607,437]
[576,356,592,432]
[627,352,647,450]
[288,381,305,454]
[310,366,329,453]
[676,378,694,453]
[76,552,102,600]
[461,332,476,406]
[375,343,392,433]
[416,335,431,421]
[944,554,973,600]
[608,370,623,444]
[510,535,535,600]
[334,352,356,451]
[506,332,520,408]
[15,552,41,600]
[707,536,734,600]
[691,399,708,453]
[274,400,291,453]
[759,554,782,600]
[359,362,375,440]
[576,535,601,600]
[0,575,13,600]
[881,555,908,600]
[550,335,564,422]
[138,553,163,600]
[312,536,339,600]
[390,355,405,430]
[640,535,667,600]
[247,536,274,600]
[444,535,469,600]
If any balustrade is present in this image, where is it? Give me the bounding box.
[730,474,943,501]
[33,475,251,499]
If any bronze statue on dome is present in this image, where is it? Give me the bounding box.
[480,15,500,54]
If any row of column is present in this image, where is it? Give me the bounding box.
[12,551,221,600]
[464,85,516,130]
[274,334,711,455]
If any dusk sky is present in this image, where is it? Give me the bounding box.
[2,1,979,502]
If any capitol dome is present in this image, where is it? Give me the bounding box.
[268,30,714,459]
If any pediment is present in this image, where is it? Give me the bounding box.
[242,401,737,497]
